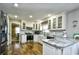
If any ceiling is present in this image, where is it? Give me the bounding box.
[0,3,79,22]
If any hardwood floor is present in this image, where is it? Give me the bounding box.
[7,42,43,55]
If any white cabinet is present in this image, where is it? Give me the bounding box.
[34,35,45,43]
[43,42,79,55]
[63,43,79,55]
[48,20,51,29]
[48,12,66,30]
[43,42,62,55]
[34,35,39,42]
[52,17,56,29]
[21,20,26,30]
[57,13,66,30]
[43,42,56,55]
[33,23,41,30]
[43,42,63,55]
[21,34,27,43]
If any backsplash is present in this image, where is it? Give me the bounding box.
[49,31,64,37]
[45,30,64,37]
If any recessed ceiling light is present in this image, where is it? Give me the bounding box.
[29,15,33,18]
[14,3,18,7]
[14,15,18,18]
[48,14,52,17]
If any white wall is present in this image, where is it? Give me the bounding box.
[66,8,79,38]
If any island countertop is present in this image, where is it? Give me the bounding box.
[42,39,77,49]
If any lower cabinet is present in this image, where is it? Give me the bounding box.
[34,35,45,44]
[63,43,79,55]
[43,43,63,55]
[21,34,34,43]
[43,42,79,55]
[43,43,57,55]
[21,34,27,43]
[34,35,39,42]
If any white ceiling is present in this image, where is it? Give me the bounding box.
[0,3,79,21]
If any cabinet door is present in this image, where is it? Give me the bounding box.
[33,24,40,30]
[21,35,27,43]
[43,43,56,55]
[57,16,62,28]
[36,24,37,30]
[37,24,40,30]
[33,24,35,29]
[23,22,26,29]
[52,18,56,29]
[48,20,51,29]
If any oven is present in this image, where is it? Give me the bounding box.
[26,33,33,42]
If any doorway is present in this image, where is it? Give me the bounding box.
[11,23,20,44]
[7,23,20,54]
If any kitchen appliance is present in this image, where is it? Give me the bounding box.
[34,31,41,34]
[26,33,33,42]
[47,36,54,39]
[0,10,8,54]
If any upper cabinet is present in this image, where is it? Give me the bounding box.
[21,21,26,30]
[52,17,57,29]
[57,16,62,28]
[23,22,26,29]
[48,20,51,29]
[48,12,66,30]
[33,23,41,31]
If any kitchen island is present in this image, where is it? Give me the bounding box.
[42,39,79,55]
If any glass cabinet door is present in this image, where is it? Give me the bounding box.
[58,16,62,28]
[48,20,51,29]
[39,24,40,30]
[23,22,26,29]
[33,24,40,30]
[36,24,37,30]
[52,18,56,29]
[33,24,35,29]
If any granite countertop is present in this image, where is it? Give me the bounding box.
[42,39,77,49]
